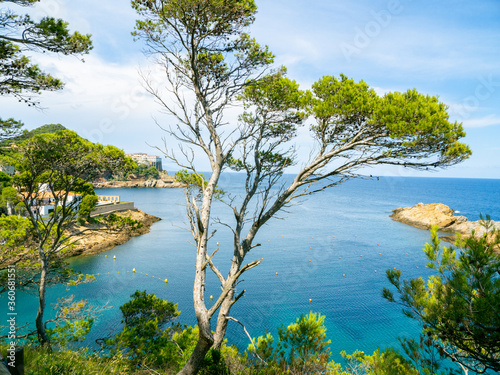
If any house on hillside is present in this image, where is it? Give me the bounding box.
[20,191,83,216]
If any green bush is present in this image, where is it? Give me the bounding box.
[94,213,143,230]
[103,290,185,370]
[78,194,98,221]
[124,164,160,180]
[247,311,335,374]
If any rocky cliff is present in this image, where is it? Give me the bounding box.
[391,203,500,248]
[93,178,185,189]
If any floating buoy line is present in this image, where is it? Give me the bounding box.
[101,237,425,286]
[94,254,168,284]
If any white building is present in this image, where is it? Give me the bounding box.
[21,191,82,217]
[126,153,163,171]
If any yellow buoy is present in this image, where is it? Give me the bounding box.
[164,279,168,283]
[133,268,136,273]
[105,255,107,258]
[309,298,312,303]
[217,242,219,246]
[210,295,213,300]
[113,255,116,260]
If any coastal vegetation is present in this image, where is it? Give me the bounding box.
[123,164,161,180]
[384,222,500,374]
[0,1,497,375]
[131,0,471,373]
[0,124,66,148]
[0,129,131,346]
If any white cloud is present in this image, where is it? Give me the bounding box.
[462,115,500,129]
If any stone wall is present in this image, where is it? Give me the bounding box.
[91,202,134,216]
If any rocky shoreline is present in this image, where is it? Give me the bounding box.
[391,203,500,249]
[67,209,161,257]
[93,178,185,189]
[2,209,161,267]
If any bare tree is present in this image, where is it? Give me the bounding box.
[132,1,471,374]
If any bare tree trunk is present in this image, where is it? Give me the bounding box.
[177,170,221,374]
[180,246,214,375]
[213,289,234,349]
[177,333,213,375]
[35,256,50,348]
[6,201,13,216]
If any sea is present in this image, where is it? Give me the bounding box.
[2,175,500,368]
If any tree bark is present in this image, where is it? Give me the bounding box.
[6,202,13,216]
[213,289,234,349]
[35,256,50,348]
[177,333,213,375]
[177,168,221,374]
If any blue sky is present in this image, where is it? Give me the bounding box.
[2,0,500,178]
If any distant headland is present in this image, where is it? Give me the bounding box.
[93,177,185,189]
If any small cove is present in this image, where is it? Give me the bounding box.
[3,175,500,365]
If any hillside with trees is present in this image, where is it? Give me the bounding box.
[0,124,66,148]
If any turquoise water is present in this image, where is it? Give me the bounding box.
[2,176,500,365]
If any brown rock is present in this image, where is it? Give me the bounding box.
[390,202,457,230]
[391,203,500,252]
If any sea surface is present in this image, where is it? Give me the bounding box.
[3,175,500,367]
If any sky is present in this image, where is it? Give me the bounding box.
[2,0,500,178]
